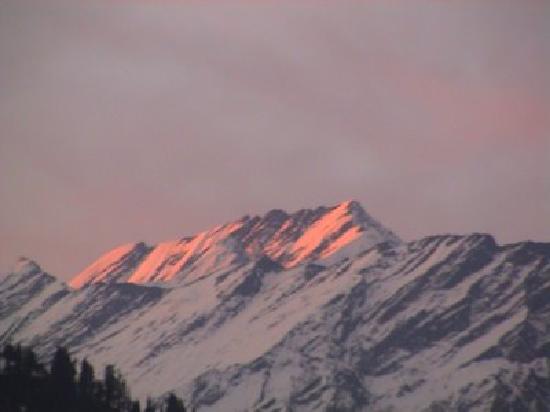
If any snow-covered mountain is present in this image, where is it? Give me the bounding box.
[2,201,550,411]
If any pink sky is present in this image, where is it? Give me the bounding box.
[0,0,549,280]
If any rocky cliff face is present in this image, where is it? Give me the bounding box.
[1,201,549,411]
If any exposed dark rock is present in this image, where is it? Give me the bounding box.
[304,264,325,281]
[232,256,282,297]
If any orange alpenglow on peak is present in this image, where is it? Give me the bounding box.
[69,242,151,289]
[69,201,400,288]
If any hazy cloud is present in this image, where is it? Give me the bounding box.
[1,0,549,279]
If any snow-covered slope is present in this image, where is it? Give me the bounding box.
[183,236,550,411]
[0,258,69,342]
[2,202,549,411]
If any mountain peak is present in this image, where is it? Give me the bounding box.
[1,256,56,287]
[264,200,399,267]
[336,198,361,209]
[331,199,368,225]
[13,256,43,275]
[69,242,152,288]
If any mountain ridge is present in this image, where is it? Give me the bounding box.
[69,200,400,289]
[2,201,550,411]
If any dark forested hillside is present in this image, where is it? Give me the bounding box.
[0,344,186,412]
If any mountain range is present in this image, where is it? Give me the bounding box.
[1,200,549,411]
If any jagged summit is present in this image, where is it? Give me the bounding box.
[69,242,152,288]
[69,200,399,288]
[8,256,50,279]
[0,256,65,325]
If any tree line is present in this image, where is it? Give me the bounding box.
[0,343,186,412]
